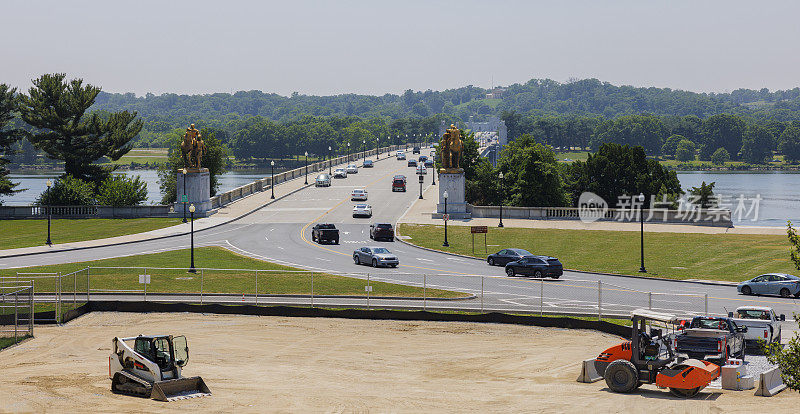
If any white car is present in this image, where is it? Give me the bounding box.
[352,204,373,218]
[396,151,406,160]
[416,165,427,175]
[346,164,359,174]
[351,188,368,201]
[333,168,347,178]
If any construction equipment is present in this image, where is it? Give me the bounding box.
[109,335,211,402]
[593,309,720,398]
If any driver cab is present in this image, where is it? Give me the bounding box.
[133,335,189,380]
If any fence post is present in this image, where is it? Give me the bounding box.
[367,273,370,310]
[73,271,77,308]
[31,280,35,330]
[597,280,602,320]
[200,269,204,306]
[143,268,147,302]
[648,292,652,310]
[481,276,484,313]
[704,293,708,315]
[29,284,34,336]
[87,267,90,302]
[423,274,426,311]
[255,270,258,305]
[14,291,18,343]
[311,271,314,308]
[58,272,62,324]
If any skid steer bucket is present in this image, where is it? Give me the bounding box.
[151,376,211,402]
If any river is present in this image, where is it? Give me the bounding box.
[2,170,799,227]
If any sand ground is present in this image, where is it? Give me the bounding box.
[0,312,796,413]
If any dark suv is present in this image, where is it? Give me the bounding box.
[369,223,395,241]
[504,256,563,278]
[412,147,420,154]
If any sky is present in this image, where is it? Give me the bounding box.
[2,0,800,97]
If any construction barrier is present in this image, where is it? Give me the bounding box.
[755,366,787,397]
[576,359,603,383]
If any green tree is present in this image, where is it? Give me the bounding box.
[778,126,800,163]
[740,124,774,164]
[158,128,228,204]
[36,175,95,206]
[96,175,148,206]
[699,114,745,160]
[711,147,730,165]
[675,139,696,162]
[565,143,682,208]
[496,134,568,206]
[688,181,716,208]
[0,84,25,201]
[591,114,667,154]
[18,74,143,183]
[661,134,686,158]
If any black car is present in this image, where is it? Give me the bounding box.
[418,155,428,163]
[407,159,417,167]
[412,147,420,154]
[369,223,394,241]
[504,256,563,279]
[311,223,339,244]
[487,248,534,266]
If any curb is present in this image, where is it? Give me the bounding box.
[394,223,742,288]
[80,291,476,301]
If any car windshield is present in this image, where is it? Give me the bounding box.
[373,248,390,254]
[356,204,367,208]
[353,189,364,193]
[692,318,729,330]
[376,224,392,229]
[736,310,770,320]
[318,224,335,229]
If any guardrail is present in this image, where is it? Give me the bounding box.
[0,205,173,219]
[6,266,713,324]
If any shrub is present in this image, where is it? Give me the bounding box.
[675,139,696,162]
[36,175,95,206]
[711,147,730,165]
[96,175,148,206]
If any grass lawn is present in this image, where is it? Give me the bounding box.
[554,151,591,162]
[0,246,465,299]
[105,148,168,165]
[0,335,31,351]
[397,224,797,282]
[0,218,183,250]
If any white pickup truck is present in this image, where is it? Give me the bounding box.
[728,306,785,347]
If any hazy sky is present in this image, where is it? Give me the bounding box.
[2,0,799,96]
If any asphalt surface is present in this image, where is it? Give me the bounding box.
[3,148,800,319]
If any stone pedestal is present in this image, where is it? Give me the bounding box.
[434,171,471,219]
[175,168,212,216]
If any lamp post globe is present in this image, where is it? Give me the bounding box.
[498,171,505,228]
[188,203,196,273]
[45,179,53,246]
[638,193,646,273]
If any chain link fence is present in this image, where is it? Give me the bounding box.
[7,266,712,323]
[0,280,34,344]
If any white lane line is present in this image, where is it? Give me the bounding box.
[276,246,285,250]
[317,258,332,262]
[416,258,434,262]
[264,236,269,241]
[446,257,465,262]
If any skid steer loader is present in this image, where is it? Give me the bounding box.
[109,335,211,402]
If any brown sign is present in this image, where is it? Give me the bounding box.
[470,226,488,234]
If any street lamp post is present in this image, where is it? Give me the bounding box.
[45,179,52,246]
[431,168,436,185]
[188,203,196,273]
[419,175,424,200]
[498,171,504,228]
[328,146,332,174]
[377,137,380,159]
[270,160,276,199]
[304,151,308,184]
[638,193,646,273]
[442,191,449,247]
[362,139,366,161]
[347,142,351,163]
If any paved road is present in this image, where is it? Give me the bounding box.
[3,148,800,319]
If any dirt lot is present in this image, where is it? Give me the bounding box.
[0,312,796,413]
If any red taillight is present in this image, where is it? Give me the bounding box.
[764,330,769,338]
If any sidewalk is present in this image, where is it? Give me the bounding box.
[0,157,363,258]
[398,185,786,235]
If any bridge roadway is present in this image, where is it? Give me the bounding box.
[2,149,799,319]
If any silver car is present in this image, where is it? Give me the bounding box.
[315,173,331,187]
[333,168,347,178]
[346,164,359,174]
[352,204,372,218]
[738,273,800,297]
[353,246,399,267]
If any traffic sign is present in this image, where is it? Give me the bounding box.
[181,195,188,203]
[443,214,449,221]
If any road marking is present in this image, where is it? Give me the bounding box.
[416,258,434,262]
[316,258,332,262]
